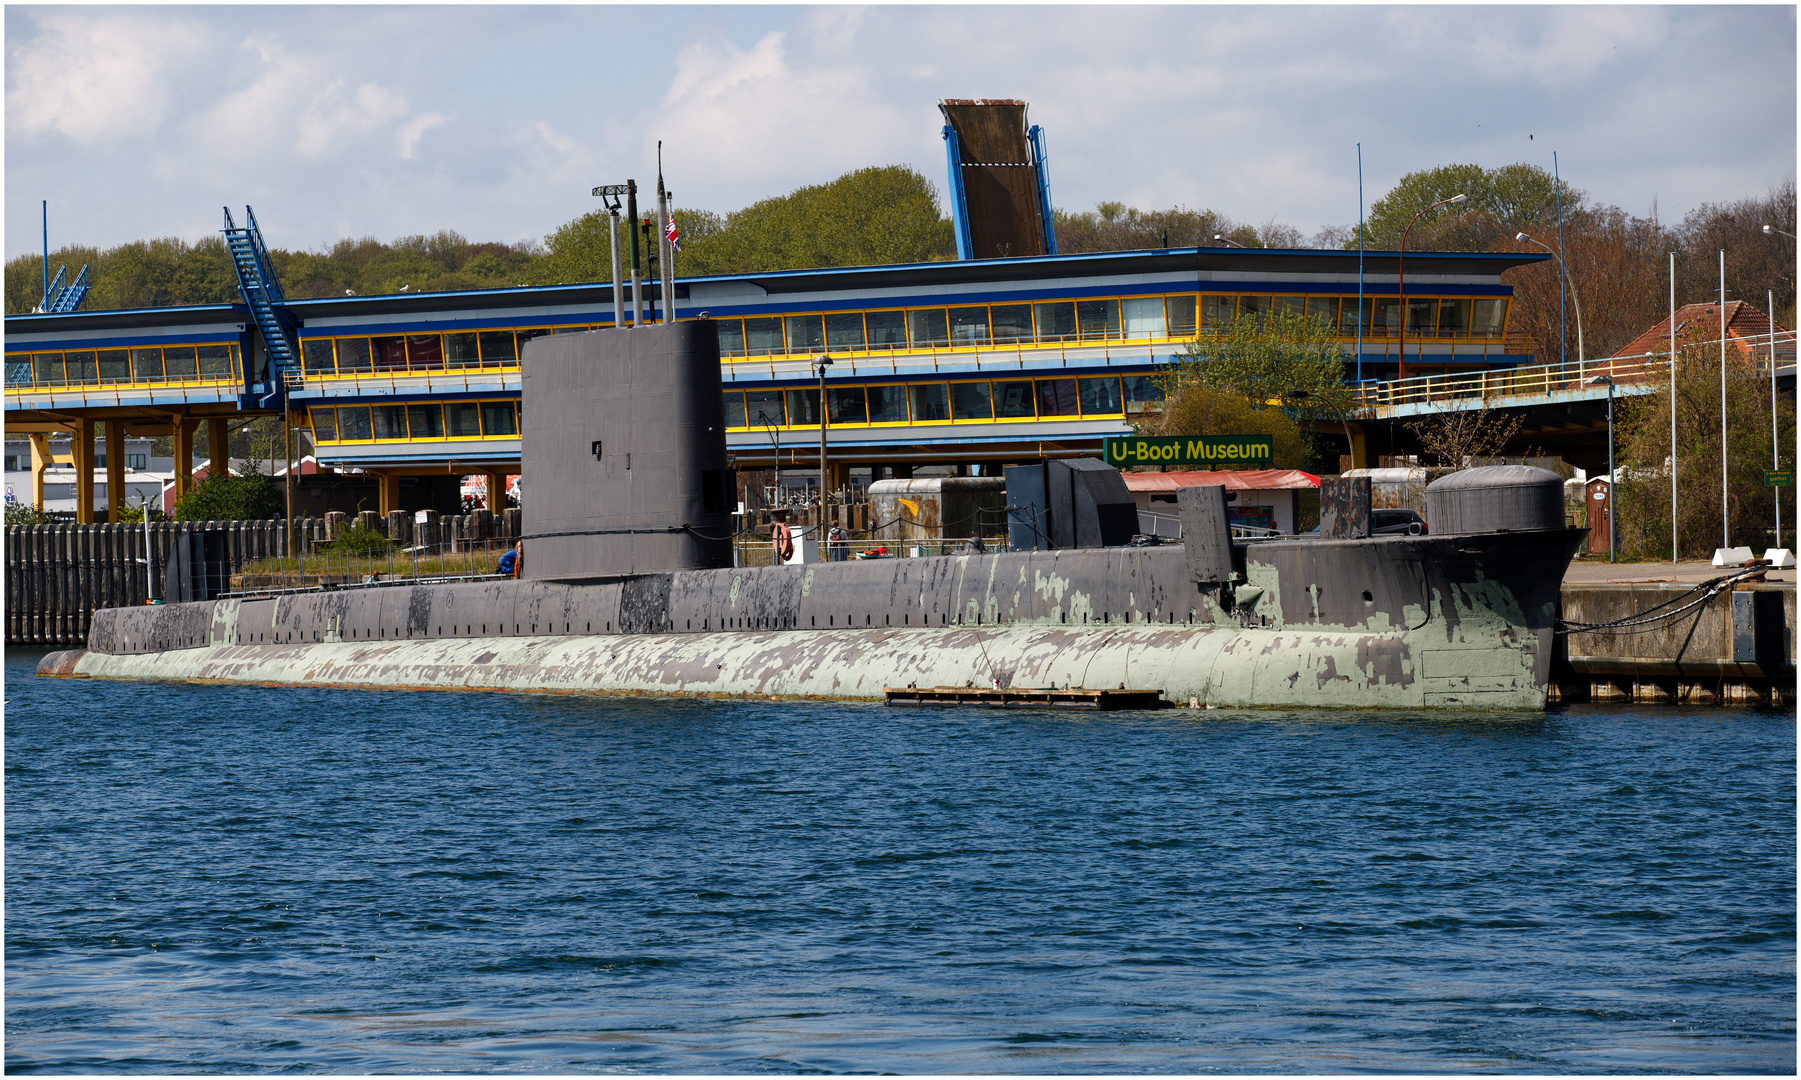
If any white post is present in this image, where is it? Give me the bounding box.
[609,213,625,328]
[1772,287,1781,549]
[1719,250,1729,551]
[1670,252,1678,563]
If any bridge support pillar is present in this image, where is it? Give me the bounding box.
[105,423,125,521]
[173,416,199,501]
[485,470,510,511]
[375,471,401,516]
[208,417,229,482]
[72,418,95,524]
[1346,421,1370,471]
[28,433,52,510]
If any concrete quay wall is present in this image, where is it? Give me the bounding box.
[1554,580,1795,705]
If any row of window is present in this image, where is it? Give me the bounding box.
[306,375,1164,444]
[4,293,1512,389]
[726,375,1164,429]
[298,325,598,376]
[310,400,521,443]
[4,344,241,387]
[714,294,1510,357]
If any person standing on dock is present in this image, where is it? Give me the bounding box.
[827,523,849,562]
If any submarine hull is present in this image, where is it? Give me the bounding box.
[41,529,1582,710]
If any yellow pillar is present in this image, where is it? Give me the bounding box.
[208,417,229,480]
[375,471,401,515]
[1346,422,1369,471]
[72,417,96,523]
[486,470,510,510]
[173,417,198,501]
[105,422,125,521]
[28,432,52,510]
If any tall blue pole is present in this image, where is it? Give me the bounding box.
[42,200,49,304]
[1356,143,1364,386]
[1554,151,1566,374]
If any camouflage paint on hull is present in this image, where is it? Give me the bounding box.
[41,529,1582,710]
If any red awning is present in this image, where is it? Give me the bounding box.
[1120,469,1320,492]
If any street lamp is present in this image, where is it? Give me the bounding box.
[1213,234,1246,248]
[1518,232,1586,374]
[1587,373,1616,562]
[757,411,781,506]
[815,354,833,527]
[1397,193,1466,380]
[1764,224,1797,240]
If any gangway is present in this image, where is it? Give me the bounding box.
[34,264,91,314]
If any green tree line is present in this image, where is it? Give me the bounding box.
[8,161,1793,379]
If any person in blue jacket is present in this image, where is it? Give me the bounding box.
[497,542,522,577]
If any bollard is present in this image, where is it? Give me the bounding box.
[387,510,409,546]
[415,509,440,554]
[326,511,349,542]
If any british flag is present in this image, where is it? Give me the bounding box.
[665,215,681,253]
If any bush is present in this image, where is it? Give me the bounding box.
[173,471,284,521]
[326,523,393,555]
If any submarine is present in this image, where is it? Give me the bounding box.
[40,322,1582,710]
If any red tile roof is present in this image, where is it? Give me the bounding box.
[1610,301,1789,362]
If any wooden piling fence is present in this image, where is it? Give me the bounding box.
[5,512,520,645]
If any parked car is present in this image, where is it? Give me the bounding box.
[1303,508,1428,537]
[1371,509,1428,535]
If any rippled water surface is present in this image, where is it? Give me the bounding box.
[6,649,1794,1073]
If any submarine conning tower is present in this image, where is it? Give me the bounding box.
[522,321,732,579]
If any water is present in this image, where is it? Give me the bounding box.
[6,648,1794,1073]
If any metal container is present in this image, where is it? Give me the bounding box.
[1425,465,1564,535]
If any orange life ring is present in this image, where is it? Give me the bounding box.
[773,522,794,562]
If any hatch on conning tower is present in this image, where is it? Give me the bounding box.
[939,99,1056,261]
[1425,466,1565,534]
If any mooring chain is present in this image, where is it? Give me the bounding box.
[1556,566,1769,637]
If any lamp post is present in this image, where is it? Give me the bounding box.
[1764,224,1798,240]
[592,183,630,327]
[1517,232,1586,374]
[1213,234,1246,248]
[757,411,781,506]
[815,354,833,527]
[1588,374,1616,562]
[1397,193,1467,380]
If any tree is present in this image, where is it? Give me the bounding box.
[1149,385,1310,469]
[1359,162,1582,251]
[1611,327,1794,559]
[1674,181,1796,330]
[1170,310,1356,468]
[173,470,283,521]
[1404,406,1525,469]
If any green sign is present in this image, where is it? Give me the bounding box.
[1765,469,1792,487]
[1103,435,1274,468]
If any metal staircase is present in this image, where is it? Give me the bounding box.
[223,206,299,405]
[35,264,91,313]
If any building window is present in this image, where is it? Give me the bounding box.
[4,455,19,471]
[127,454,148,470]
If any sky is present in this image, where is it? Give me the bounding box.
[5,4,1796,260]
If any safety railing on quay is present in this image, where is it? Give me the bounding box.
[1356,352,1676,411]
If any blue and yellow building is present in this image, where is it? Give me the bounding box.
[5,244,1545,521]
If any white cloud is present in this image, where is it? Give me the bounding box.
[6,13,200,143]
[651,30,905,196]
[398,112,449,160]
